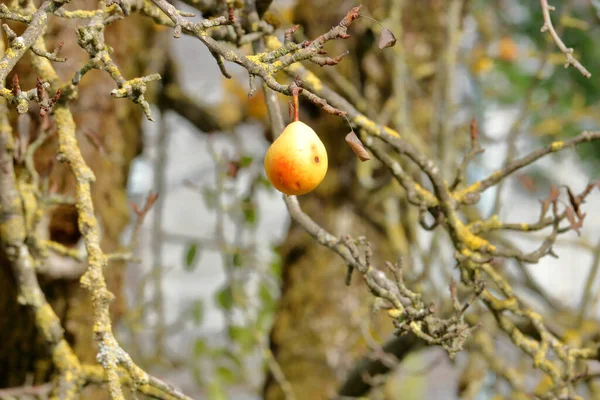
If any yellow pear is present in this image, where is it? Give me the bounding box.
[264,121,328,196]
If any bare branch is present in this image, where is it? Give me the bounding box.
[539,0,591,78]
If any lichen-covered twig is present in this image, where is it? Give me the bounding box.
[261,68,479,358]
[47,101,189,400]
[253,15,600,396]
[6,3,194,396]
[1,1,598,398]
[0,1,62,85]
[540,0,591,78]
[453,132,600,204]
[0,83,84,400]
[150,0,351,117]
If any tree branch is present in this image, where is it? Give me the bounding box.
[0,83,83,400]
[539,0,591,78]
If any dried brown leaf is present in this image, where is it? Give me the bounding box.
[549,184,560,202]
[539,184,560,219]
[378,27,397,49]
[345,131,371,161]
[517,174,537,193]
[565,186,579,215]
[227,161,240,178]
[575,182,595,214]
[565,206,585,236]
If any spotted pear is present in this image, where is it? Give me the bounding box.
[264,121,328,196]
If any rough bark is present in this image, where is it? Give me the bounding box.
[0,2,158,392]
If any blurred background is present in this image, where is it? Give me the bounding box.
[114,1,600,398]
[2,0,600,399]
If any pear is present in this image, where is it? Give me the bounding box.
[264,121,328,196]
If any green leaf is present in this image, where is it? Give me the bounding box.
[232,251,243,267]
[239,155,253,168]
[192,365,204,386]
[215,286,234,311]
[259,282,273,306]
[593,0,600,17]
[190,299,204,326]
[257,282,275,330]
[194,338,207,357]
[208,380,227,400]
[269,250,282,277]
[211,347,243,369]
[202,188,217,209]
[257,175,272,189]
[256,307,272,332]
[217,366,236,384]
[184,243,199,270]
[228,325,254,351]
[242,197,256,225]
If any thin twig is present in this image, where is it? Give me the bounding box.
[539,0,591,78]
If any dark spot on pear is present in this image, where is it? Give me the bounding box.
[295,181,301,189]
[314,156,319,163]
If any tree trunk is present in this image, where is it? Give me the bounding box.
[0,3,158,393]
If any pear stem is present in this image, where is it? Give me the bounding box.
[292,89,300,122]
[359,15,384,28]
